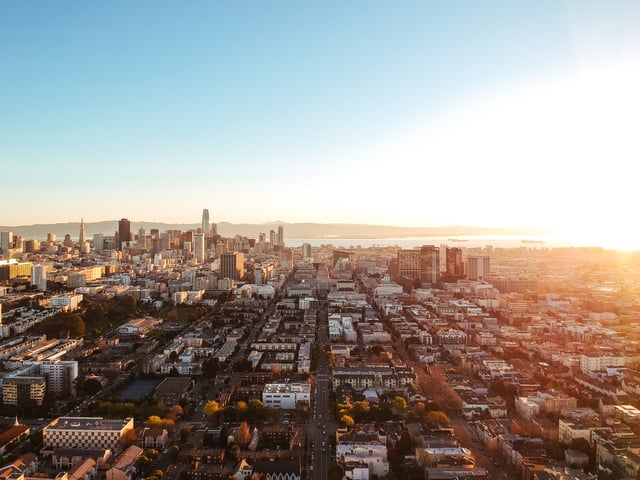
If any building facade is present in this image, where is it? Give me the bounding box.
[43,417,135,450]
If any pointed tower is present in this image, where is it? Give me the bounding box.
[79,218,86,245]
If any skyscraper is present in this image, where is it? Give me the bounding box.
[277,225,284,247]
[79,218,86,245]
[118,218,131,249]
[0,231,13,251]
[444,247,464,282]
[419,245,440,286]
[202,209,210,238]
[467,255,491,281]
[398,249,421,281]
[194,233,205,263]
[93,233,104,252]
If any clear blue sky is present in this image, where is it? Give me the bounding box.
[2,1,639,246]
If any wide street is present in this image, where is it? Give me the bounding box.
[309,297,334,480]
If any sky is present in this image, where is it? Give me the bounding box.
[1,1,639,248]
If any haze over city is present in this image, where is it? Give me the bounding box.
[2,1,640,251]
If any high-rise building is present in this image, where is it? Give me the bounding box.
[39,360,78,397]
[24,239,40,253]
[444,247,464,283]
[118,218,131,248]
[93,233,104,252]
[47,232,56,242]
[79,218,86,245]
[420,245,440,286]
[31,264,48,291]
[194,233,206,263]
[398,249,421,281]
[202,209,210,238]
[467,255,491,281]
[277,225,284,247]
[220,252,244,280]
[269,230,276,246]
[302,242,312,260]
[0,231,13,251]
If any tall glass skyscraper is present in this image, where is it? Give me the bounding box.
[202,209,210,237]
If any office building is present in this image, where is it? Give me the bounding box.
[93,233,104,252]
[302,242,312,260]
[444,247,464,282]
[118,218,131,248]
[194,233,205,263]
[397,249,421,282]
[79,218,86,245]
[24,239,40,253]
[202,209,210,238]
[0,231,13,251]
[43,417,135,450]
[277,224,284,247]
[220,252,244,280]
[467,255,491,281]
[31,264,48,291]
[420,245,440,286]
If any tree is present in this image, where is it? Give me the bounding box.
[204,400,220,417]
[227,443,241,462]
[393,396,407,416]
[351,401,370,421]
[83,377,102,395]
[396,430,415,456]
[38,311,86,338]
[426,410,450,426]
[202,358,222,377]
[237,421,251,447]
[168,405,184,421]
[144,416,175,431]
[340,414,355,427]
[180,425,193,443]
[122,428,139,447]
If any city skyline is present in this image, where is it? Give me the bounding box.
[2,2,640,250]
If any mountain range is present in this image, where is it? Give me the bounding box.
[0,221,547,241]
